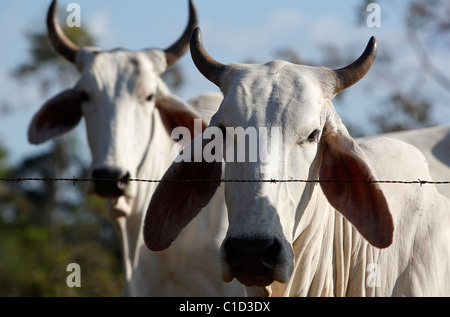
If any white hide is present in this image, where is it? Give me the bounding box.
[269,137,450,296]
[360,125,450,199]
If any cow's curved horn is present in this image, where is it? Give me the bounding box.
[163,0,198,67]
[190,27,227,87]
[47,0,80,64]
[333,36,377,94]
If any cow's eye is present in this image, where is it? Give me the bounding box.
[146,94,155,102]
[307,129,320,142]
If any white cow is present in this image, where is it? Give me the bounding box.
[28,1,245,296]
[144,28,450,296]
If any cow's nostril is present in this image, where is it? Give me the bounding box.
[261,239,281,270]
[223,237,281,287]
[224,237,281,283]
[224,238,240,268]
[118,171,130,187]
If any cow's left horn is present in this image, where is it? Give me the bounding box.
[163,0,198,67]
[333,36,377,94]
[190,27,227,87]
[47,0,80,64]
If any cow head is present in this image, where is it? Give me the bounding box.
[144,28,394,288]
[28,0,204,214]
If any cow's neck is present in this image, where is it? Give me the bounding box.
[130,108,174,261]
[112,108,174,293]
[269,186,371,297]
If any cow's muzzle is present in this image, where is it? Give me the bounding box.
[91,167,130,198]
[223,237,283,287]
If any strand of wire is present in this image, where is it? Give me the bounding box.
[1,177,449,186]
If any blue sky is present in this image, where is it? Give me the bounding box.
[0,0,449,164]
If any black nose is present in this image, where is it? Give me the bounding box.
[91,167,130,198]
[224,237,281,287]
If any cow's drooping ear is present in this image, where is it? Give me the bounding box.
[156,91,208,138]
[144,135,222,251]
[28,88,86,145]
[318,116,394,249]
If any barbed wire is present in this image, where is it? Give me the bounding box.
[1,177,449,186]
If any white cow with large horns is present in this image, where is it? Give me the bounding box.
[144,27,450,296]
[28,1,244,296]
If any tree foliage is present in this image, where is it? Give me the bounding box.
[359,0,449,134]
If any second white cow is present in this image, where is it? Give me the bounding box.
[28,1,244,296]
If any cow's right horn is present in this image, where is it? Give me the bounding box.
[333,36,377,94]
[163,0,198,68]
[190,27,227,87]
[47,0,80,64]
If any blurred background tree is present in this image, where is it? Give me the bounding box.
[355,0,450,134]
